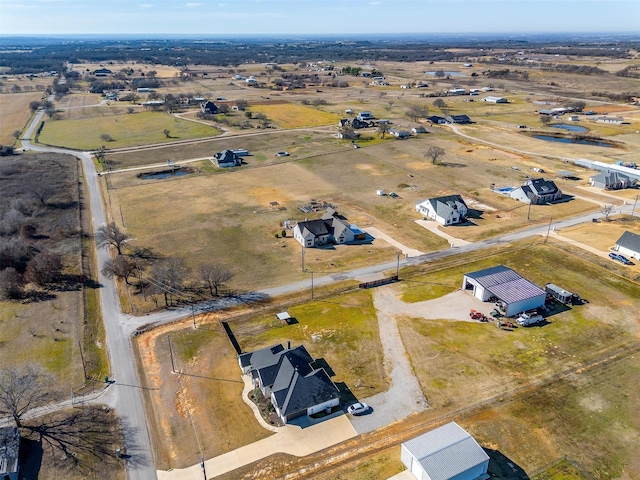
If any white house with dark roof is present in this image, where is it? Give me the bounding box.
[463,265,546,317]
[401,422,489,480]
[214,150,242,168]
[614,231,640,260]
[239,344,340,424]
[415,195,468,226]
[510,178,562,205]
[293,208,364,248]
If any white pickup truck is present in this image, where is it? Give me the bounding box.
[516,313,544,326]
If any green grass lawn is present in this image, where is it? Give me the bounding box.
[231,289,386,395]
[38,111,220,150]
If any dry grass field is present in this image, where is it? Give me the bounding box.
[248,102,341,128]
[69,61,181,79]
[136,319,273,470]
[38,111,219,150]
[0,91,44,144]
[558,215,640,262]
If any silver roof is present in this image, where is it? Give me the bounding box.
[402,422,489,480]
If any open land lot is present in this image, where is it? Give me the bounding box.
[0,153,108,399]
[38,110,220,150]
[0,90,44,144]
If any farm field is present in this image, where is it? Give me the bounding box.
[38,111,220,150]
[0,91,43,144]
[248,102,342,128]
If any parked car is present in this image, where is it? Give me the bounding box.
[609,252,633,265]
[347,402,369,416]
[275,151,289,157]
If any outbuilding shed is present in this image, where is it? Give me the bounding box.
[463,265,546,317]
[400,422,489,480]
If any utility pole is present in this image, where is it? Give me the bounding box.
[396,251,400,278]
[311,271,314,300]
[544,217,552,244]
[191,303,197,329]
[168,335,176,373]
[78,340,87,381]
[527,201,532,221]
[301,245,305,272]
[631,194,638,217]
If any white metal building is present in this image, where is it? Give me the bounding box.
[400,422,489,480]
[463,265,546,317]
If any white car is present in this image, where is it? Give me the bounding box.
[275,151,289,157]
[347,402,369,416]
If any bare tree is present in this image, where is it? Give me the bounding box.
[0,268,24,300]
[407,105,429,122]
[0,366,52,427]
[163,129,171,138]
[199,264,234,297]
[540,115,552,126]
[339,122,357,140]
[376,122,390,139]
[601,204,614,221]
[25,251,63,285]
[432,98,446,109]
[235,99,249,111]
[29,100,41,113]
[425,146,446,165]
[100,133,114,142]
[96,222,130,255]
[151,257,189,306]
[101,255,136,285]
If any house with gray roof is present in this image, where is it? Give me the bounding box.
[463,265,546,317]
[614,231,640,260]
[446,114,471,124]
[510,178,562,205]
[293,208,364,248]
[239,344,340,424]
[415,195,468,226]
[400,421,489,480]
[590,170,637,190]
[214,150,242,168]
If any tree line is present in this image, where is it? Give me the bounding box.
[96,222,234,308]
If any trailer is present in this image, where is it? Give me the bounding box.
[545,283,580,305]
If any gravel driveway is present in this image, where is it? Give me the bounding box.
[349,287,492,433]
[349,286,428,434]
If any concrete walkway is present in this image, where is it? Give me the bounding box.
[414,219,471,247]
[544,230,610,259]
[349,287,428,435]
[365,226,425,257]
[156,414,357,480]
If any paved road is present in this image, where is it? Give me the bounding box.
[21,104,157,480]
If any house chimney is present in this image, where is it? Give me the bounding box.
[287,341,291,350]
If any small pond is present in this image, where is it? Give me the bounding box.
[425,71,466,77]
[532,135,613,148]
[550,124,588,133]
[138,168,192,180]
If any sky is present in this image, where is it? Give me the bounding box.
[0,0,638,36]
